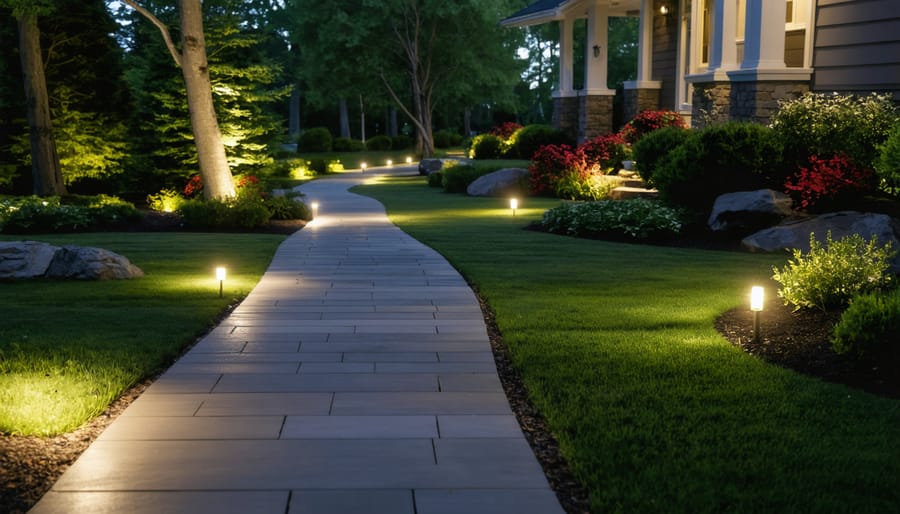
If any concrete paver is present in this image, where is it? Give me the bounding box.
[30,168,564,513]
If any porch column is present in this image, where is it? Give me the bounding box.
[623,0,662,121]
[580,0,615,140]
[708,0,738,75]
[741,0,786,70]
[552,14,578,139]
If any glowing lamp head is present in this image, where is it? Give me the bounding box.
[386,159,393,166]
[406,156,413,164]
[750,286,764,312]
[216,267,227,281]
[510,198,518,210]
[360,162,367,171]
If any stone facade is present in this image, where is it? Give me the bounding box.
[623,88,661,122]
[552,96,579,140]
[579,94,614,141]
[691,80,809,128]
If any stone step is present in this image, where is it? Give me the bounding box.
[609,186,659,200]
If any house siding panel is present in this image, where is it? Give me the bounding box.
[812,0,900,98]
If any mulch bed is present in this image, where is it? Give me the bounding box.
[2,219,897,514]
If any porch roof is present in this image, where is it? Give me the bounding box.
[501,0,641,27]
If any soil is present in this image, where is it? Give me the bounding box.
[2,217,897,514]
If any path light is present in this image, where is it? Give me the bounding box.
[216,267,227,298]
[405,156,413,164]
[510,198,518,217]
[310,201,319,219]
[386,159,393,167]
[750,286,764,343]
[360,162,367,172]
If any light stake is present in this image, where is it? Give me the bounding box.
[310,201,319,219]
[360,162,367,172]
[750,286,764,343]
[510,198,518,217]
[216,267,227,298]
[386,159,393,166]
[405,156,413,164]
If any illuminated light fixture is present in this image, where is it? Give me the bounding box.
[750,286,764,343]
[406,156,413,164]
[216,267,227,298]
[386,159,393,166]
[659,4,670,15]
[310,201,319,219]
[592,44,601,58]
[360,162,367,172]
[510,198,518,217]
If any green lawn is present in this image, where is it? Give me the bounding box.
[0,232,285,436]
[354,175,900,513]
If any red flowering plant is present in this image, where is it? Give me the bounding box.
[619,110,687,145]
[235,174,264,199]
[784,154,876,211]
[529,144,585,196]
[580,133,628,174]
[183,175,203,197]
[490,122,523,140]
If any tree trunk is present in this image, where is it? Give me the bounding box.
[359,95,365,142]
[178,0,233,200]
[389,108,398,137]
[339,98,350,138]
[463,108,472,137]
[17,14,66,196]
[289,85,301,137]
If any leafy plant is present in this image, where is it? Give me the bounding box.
[470,134,503,160]
[440,163,497,193]
[427,171,443,188]
[433,130,463,148]
[831,288,900,366]
[510,124,575,160]
[528,144,583,196]
[0,195,138,233]
[784,154,876,211]
[554,174,623,201]
[772,232,896,311]
[490,122,523,140]
[391,135,413,150]
[332,137,365,152]
[297,127,333,153]
[619,110,687,145]
[147,189,185,213]
[265,195,310,220]
[632,126,691,185]
[366,135,393,151]
[541,198,683,240]
[580,133,628,174]
[875,121,900,195]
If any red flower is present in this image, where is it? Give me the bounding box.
[183,175,203,197]
[490,122,523,140]
[580,133,627,173]
[529,144,585,195]
[619,110,686,144]
[784,154,874,210]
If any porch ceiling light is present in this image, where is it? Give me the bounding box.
[659,4,670,15]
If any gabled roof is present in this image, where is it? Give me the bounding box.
[501,0,571,27]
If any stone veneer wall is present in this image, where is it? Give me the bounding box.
[579,95,614,141]
[691,80,808,128]
[623,88,661,122]
[552,96,579,141]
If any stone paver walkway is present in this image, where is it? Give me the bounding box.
[31,168,564,514]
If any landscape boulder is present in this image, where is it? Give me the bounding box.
[742,211,900,272]
[418,158,455,175]
[708,189,794,233]
[0,241,60,279]
[466,168,529,197]
[0,241,143,280]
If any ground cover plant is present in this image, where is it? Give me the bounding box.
[0,232,285,436]
[354,175,900,513]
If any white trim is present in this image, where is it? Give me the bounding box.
[624,80,663,89]
[580,88,617,96]
[552,89,578,98]
[727,67,813,82]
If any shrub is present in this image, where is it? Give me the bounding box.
[266,195,310,220]
[620,110,687,145]
[147,189,184,213]
[366,135,392,151]
[441,164,496,193]
[772,232,896,311]
[297,127,333,153]
[0,195,139,233]
[771,92,899,171]
[832,288,900,366]
[876,122,900,194]
[632,126,692,185]
[580,133,628,174]
[470,134,503,160]
[554,174,624,201]
[490,122,523,140]
[178,195,272,229]
[784,154,876,212]
[653,122,782,213]
[541,198,683,240]
[529,144,583,196]
[427,171,443,188]
[511,124,575,160]
[333,137,365,152]
[391,135,413,150]
[306,158,329,175]
[433,130,462,148]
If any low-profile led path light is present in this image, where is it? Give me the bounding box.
[510,198,518,217]
[216,267,226,298]
[750,286,764,343]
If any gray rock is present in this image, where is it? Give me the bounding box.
[742,211,900,272]
[417,158,461,175]
[466,168,529,197]
[0,241,61,279]
[708,189,794,233]
[46,246,144,280]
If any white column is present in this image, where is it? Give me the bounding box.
[707,0,738,74]
[584,0,615,94]
[625,0,662,90]
[556,15,575,96]
[741,0,786,70]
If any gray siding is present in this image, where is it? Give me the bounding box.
[651,0,679,110]
[812,0,900,99]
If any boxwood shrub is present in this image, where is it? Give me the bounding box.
[297,127,332,153]
[366,135,392,151]
[541,198,684,240]
[632,126,691,185]
[510,124,575,160]
[832,287,900,366]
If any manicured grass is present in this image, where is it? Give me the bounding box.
[354,175,900,513]
[0,233,285,436]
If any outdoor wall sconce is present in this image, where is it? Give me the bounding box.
[360,162,367,172]
[311,201,319,219]
[216,267,227,298]
[750,286,764,343]
[592,45,601,58]
[510,198,518,216]
[659,4,670,15]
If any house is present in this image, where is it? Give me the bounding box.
[502,0,900,140]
